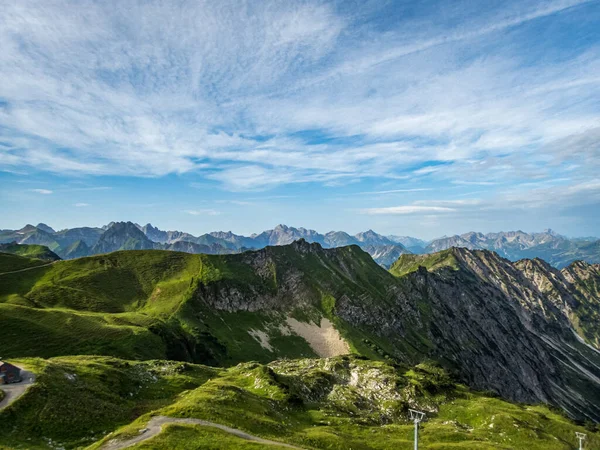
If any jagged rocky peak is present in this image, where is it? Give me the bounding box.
[105,221,140,233]
[210,230,237,239]
[92,221,156,253]
[355,229,394,246]
[355,229,377,240]
[290,237,321,253]
[142,223,169,243]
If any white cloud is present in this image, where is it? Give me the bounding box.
[30,189,53,195]
[414,199,482,206]
[183,209,221,216]
[357,188,432,195]
[0,0,598,197]
[360,205,457,215]
[74,203,89,207]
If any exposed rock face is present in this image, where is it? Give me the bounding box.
[382,249,600,421]
[517,258,600,348]
[17,228,57,247]
[269,356,445,421]
[425,235,482,252]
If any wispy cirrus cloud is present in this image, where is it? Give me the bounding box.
[183,209,221,216]
[360,205,457,215]
[30,189,53,195]
[0,0,598,191]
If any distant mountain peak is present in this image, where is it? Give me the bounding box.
[18,224,38,233]
[36,223,55,234]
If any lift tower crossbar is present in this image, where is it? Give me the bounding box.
[409,409,426,450]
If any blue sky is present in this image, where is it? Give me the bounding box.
[1,0,599,239]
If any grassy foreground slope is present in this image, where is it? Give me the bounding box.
[0,355,597,449]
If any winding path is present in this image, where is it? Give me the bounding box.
[0,261,56,276]
[101,416,304,450]
[0,370,36,411]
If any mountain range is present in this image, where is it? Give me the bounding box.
[1,222,599,268]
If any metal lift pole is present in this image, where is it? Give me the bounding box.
[409,409,425,450]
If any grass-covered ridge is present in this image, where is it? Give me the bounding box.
[0,243,61,262]
[0,252,54,273]
[389,249,460,277]
[1,355,597,449]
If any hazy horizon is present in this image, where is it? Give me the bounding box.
[3,220,597,243]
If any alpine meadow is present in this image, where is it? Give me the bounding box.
[1,1,600,449]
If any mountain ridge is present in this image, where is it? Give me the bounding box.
[1,222,599,269]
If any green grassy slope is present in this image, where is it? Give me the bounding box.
[0,356,216,449]
[389,249,459,277]
[0,253,53,273]
[0,250,202,312]
[0,304,166,359]
[0,243,61,262]
[2,355,596,449]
